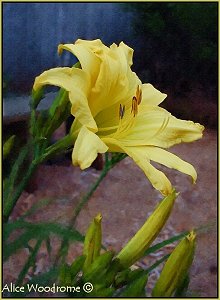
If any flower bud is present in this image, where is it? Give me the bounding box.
[3,135,15,159]
[83,213,102,271]
[31,87,44,109]
[152,231,196,297]
[117,189,177,268]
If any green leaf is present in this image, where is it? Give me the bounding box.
[143,231,188,256]
[3,144,30,202]
[146,253,170,274]
[46,237,52,258]
[59,264,72,286]
[20,197,54,219]
[3,220,84,261]
[16,239,43,286]
[20,267,59,296]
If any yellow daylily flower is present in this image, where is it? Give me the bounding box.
[33,39,204,195]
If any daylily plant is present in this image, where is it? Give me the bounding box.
[33,39,204,195]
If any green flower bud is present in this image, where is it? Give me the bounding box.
[117,189,177,268]
[152,231,196,297]
[3,135,15,159]
[83,213,102,271]
[31,87,44,109]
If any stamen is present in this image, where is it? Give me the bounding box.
[136,85,142,105]
[119,104,125,119]
[131,86,142,117]
[131,96,138,117]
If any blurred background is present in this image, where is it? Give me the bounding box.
[3,2,218,128]
[3,3,218,297]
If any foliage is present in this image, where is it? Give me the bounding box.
[123,3,217,96]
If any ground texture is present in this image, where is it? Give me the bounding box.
[4,129,217,297]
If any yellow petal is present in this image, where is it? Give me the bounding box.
[33,67,97,132]
[118,41,134,66]
[75,38,108,52]
[89,43,140,117]
[58,42,101,87]
[148,112,204,148]
[95,70,141,129]
[144,146,197,183]
[141,83,167,106]
[118,105,204,148]
[103,138,172,195]
[124,146,173,195]
[33,67,78,91]
[72,126,108,169]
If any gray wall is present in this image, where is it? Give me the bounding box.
[3,3,134,92]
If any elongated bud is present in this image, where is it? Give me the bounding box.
[152,231,196,297]
[3,135,15,159]
[31,87,44,109]
[83,213,102,271]
[117,189,177,268]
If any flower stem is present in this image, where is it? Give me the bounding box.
[3,160,38,223]
[54,161,110,265]
[71,166,109,226]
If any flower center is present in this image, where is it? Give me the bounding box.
[98,86,142,139]
[111,85,142,138]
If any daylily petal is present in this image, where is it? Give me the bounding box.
[72,126,108,169]
[147,111,204,148]
[102,138,172,195]
[123,146,173,195]
[33,67,97,132]
[76,39,109,52]
[95,71,141,129]
[118,42,134,66]
[142,83,167,106]
[144,146,197,183]
[89,44,140,117]
[117,105,204,148]
[58,42,101,87]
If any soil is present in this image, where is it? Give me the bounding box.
[3,128,217,297]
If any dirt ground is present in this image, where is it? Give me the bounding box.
[4,128,217,297]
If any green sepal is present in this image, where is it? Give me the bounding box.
[69,255,86,283]
[83,251,114,282]
[120,271,148,297]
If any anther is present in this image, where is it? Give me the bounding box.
[131,96,138,117]
[119,104,125,119]
[136,85,142,105]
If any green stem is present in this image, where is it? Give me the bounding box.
[3,160,38,223]
[71,165,110,226]
[54,164,110,265]
[16,239,42,287]
[54,153,127,265]
[3,144,30,202]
